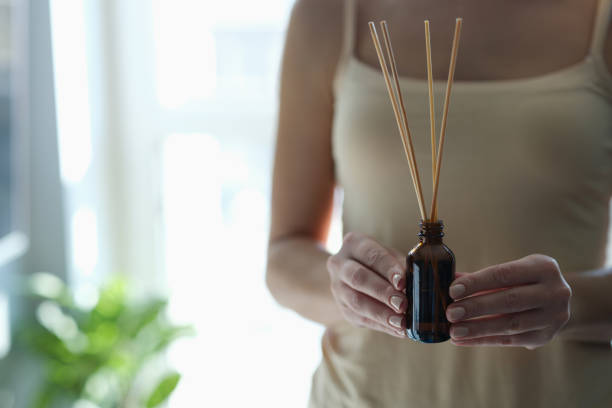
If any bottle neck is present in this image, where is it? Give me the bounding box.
[418,221,444,244]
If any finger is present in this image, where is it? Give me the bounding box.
[389,248,407,270]
[346,234,405,290]
[446,284,547,322]
[450,309,550,340]
[449,255,558,300]
[454,272,467,279]
[343,308,407,339]
[451,330,547,349]
[452,272,503,296]
[336,282,406,330]
[338,260,407,313]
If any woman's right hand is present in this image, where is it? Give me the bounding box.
[327,232,408,338]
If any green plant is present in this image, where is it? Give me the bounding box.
[17,273,193,408]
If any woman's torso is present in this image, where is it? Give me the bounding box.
[309,0,612,407]
[354,0,604,82]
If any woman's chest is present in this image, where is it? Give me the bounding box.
[354,0,599,81]
[332,78,612,205]
[332,79,612,270]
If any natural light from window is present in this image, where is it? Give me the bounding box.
[154,2,332,406]
[49,0,92,185]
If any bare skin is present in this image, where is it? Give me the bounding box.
[267,0,612,348]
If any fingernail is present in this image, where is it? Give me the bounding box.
[390,295,404,312]
[450,284,466,298]
[447,307,465,322]
[391,266,404,290]
[392,274,402,290]
[452,326,469,338]
[389,315,403,329]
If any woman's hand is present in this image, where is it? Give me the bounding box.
[327,232,408,338]
[447,254,572,349]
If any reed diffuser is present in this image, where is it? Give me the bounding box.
[369,19,463,343]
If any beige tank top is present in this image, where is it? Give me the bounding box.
[309,1,612,407]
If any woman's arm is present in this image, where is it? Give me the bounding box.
[267,0,416,338]
[561,269,612,343]
[266,0,344,327]
[445,255,612,348]
[267,238,341,326]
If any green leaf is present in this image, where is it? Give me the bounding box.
[94,278,127,319]
[87,322,120,353]
[146,372,181,408]
[120,299,167,337]
[31,385,56,408]
[16,274,189,407]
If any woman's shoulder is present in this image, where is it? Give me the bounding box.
[283,0,345,84]
[288,0,344,50]
[290,0,344,25]
[290,0,344,36]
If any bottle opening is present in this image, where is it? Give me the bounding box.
[418,220,444,239]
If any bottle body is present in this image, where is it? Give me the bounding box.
[405,222,455,343]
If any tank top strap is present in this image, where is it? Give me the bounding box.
[334,0,357,94]
[590,0,612,55]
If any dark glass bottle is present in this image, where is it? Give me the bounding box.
[406,221,455,343]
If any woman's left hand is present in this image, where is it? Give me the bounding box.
[447,254,572,349]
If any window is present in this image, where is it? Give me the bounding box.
[98,1,335,406]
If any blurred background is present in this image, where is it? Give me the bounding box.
[0,0,344,407]
[2,1,611,408]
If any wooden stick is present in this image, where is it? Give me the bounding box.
[379,21,428,222]
[368,22,428,221]
[431,18,463,221]
[424,20,436,198]
[379,22,417,198]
